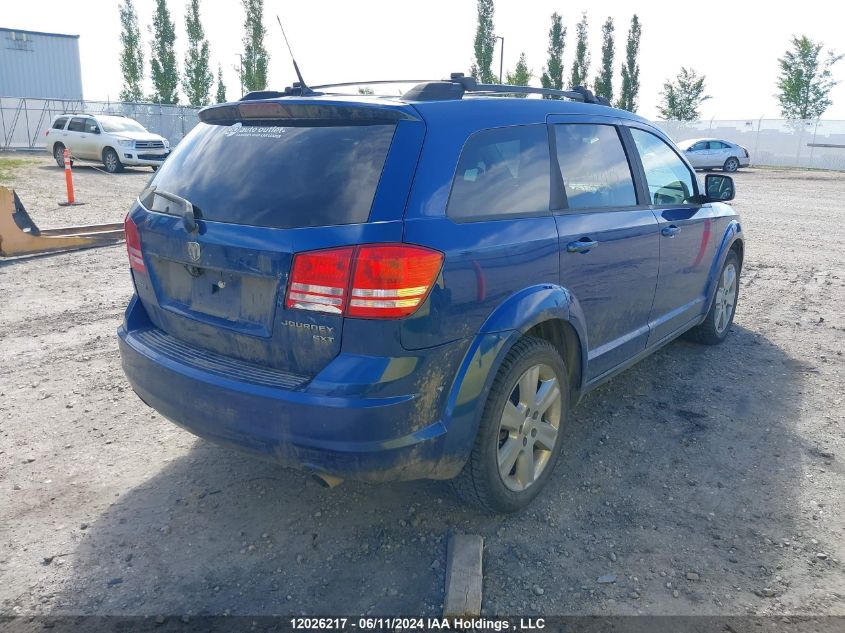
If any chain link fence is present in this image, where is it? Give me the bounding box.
[2,96,844,171]
[654,118,845,171]
[0,97,201,150]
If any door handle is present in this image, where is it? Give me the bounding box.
[566,238,598,253]
[661,225,681,237]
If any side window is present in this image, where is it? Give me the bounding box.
[554,124,637,210]
[84,119,99,134]
[630,128,697,206]
[691,141,707,151]
[67,117,87,132]
[447,124,550,220]
[52,117,68,130]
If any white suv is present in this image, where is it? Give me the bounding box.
[44,113,171,173]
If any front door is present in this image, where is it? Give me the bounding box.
[550,118,660,381]
[628,127,720,344]
[76,118,102,160]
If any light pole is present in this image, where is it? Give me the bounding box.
[495,36,504,83]
[236,54,244,97]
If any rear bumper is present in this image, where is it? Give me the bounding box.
[117,300,469,481]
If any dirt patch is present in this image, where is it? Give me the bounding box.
[0,167,843,617]
[0,152,152,229]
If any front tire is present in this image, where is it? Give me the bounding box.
[723,157,739,172]
[686,251,740,345]
[452,337,568,513]
[103,148,124,174]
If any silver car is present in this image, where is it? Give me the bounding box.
[677,138,750,172]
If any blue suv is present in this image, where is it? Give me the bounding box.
[118,75,743,512]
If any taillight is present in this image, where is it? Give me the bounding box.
[286,244,443,319]
[286,246,353,314]
[124,214,146,272]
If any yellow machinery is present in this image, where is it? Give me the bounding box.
[0,186,124,257]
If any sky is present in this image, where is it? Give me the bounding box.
[3,0,845,120]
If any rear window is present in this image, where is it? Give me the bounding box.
[447,125,550,220]
[144,121,396,229]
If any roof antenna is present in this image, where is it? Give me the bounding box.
[276,15,311,94]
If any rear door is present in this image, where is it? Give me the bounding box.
[64,117,88,157]
[130,101,423,378]
[549,117,660,380]
[628,126,719,344]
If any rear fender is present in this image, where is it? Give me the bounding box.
[432,285,589,478]
[478,284,589,389]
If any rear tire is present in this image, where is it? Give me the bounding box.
[686,251,740,345]
[723,157,739,172]
[53,143,69,168]
[452,337,568,513]
[103,147,124,174]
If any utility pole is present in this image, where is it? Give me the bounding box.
[496,36,504,83]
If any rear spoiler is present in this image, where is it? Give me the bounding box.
[198,101,418,125]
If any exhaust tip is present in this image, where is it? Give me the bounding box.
[312,473,344,489]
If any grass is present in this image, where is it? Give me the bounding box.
[0,157,38,183]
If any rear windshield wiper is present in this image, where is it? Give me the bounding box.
[145,186,200,233]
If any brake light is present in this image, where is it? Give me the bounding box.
[286,244,443,319]
[124,214,146,272]
[286,246,353,314]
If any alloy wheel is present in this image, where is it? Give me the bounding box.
[714,263,737,334]
[497,363,562,491]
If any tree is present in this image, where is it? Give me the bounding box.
[569,13,590,89]
[658,67,710,121]
[776,35,843,121]
[616,14,642,111]
[149,0,179,103]
[215,64,227,103]
[241,0,269,92]
[505,53,532,96]
[118,0,144,102]
[540,13,565,95]
[593,17,615,102]
[471,0,496,83]
[182,0,213,106]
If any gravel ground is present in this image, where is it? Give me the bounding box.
[0,159,843,617]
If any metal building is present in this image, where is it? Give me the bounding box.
[0,27,83,99]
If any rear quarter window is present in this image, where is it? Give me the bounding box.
[447,125,550,220]
[52,117,68,130]
[143,121,396,229]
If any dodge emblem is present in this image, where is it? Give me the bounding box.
[187,241,201,262]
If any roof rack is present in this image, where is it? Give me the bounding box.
[241,73,611,105]
[424,73,610,105]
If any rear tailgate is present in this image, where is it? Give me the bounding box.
[128,98,424,378]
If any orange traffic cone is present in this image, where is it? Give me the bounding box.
[58,148,85,207]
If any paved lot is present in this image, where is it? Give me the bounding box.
[1,157,843,617]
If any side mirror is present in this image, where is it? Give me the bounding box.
[704,174,735,202]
